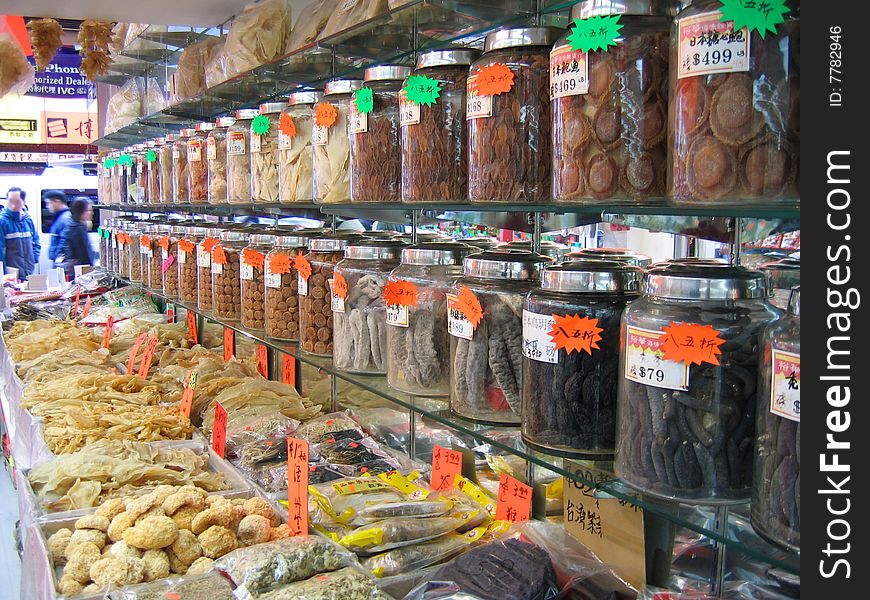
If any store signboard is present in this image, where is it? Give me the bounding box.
[0,97,97,145]
[26,53,94,99]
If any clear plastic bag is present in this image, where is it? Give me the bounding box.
[285,0,340,51]
[205,43,228,88]
[339,515,472,555]
[256,566,383,600]
[174,36,225,101]
[0,34,35,99]
[144,76,167,114]
[105,78,143,133]
[296,412,362,443]
[320,0,390,40]
[227,413,299,456]
[362,531,476,578]
[109,572,235,599]
[223,0,293,80]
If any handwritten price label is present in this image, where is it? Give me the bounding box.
[314,102,338,128]
[211,245,228,265]
[522,310,557,364]
[82,295,92,318]
[126,332,148,372]
[287,438,309,536]
[223,328,234,361]
[257,344,269,378]
[495,473,532,523]
[187,311,198,345]
[549,314,603,355]
[454,286,483,329]
[137,334,160,379]
[384,279,417,307]
[447,293,473,340]
[282,354,297,388]
[269,252,293,274]
[294,253,312,280]
[242,248,265,271]
[158,236,171,252]
[73,288,81,316]
[103,315,115,349]
[279,112,296,137]
[332,272,349,300]
[212,400,228,458]
[179,370,197,418]
[431,445,462,491]
[658,322,725,366]
[161,255,175,274]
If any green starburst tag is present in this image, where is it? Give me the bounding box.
[566,15,624,53]
[146,150,157,162]
[252,115,271,136]
[104,158,116,169]
[118,154,133,167]
[719,0,789,39]
[404,75,441,106]
[354,87,374,114]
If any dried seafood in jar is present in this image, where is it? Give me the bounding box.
[313,79,361,204]
[188,123,212,203]
[159,136,175,203]
[228,109,257,204]
[241,234,273,331]
[207,117,234,203]
[252,103,284,203]
[173,130,193,203]
[279,92,320,203]
[212,231,246,322]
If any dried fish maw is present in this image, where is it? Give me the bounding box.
[673,78,710,138]
[739,135,797,197]
[592,104,622,151]
[710,74,765,146]
[685,135,737,200]
[586,153,619,199]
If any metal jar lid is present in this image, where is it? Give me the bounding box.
[219,230,249,243]
[344,239,407,261]
[289,91,323,105]
[155,224,172,234]
[251,233,276,246]
[324,79,363,96]
[573,0,677,19]
[667,257,728,266]
[541,259,643,293]
[235,108,259,121]
[397,231,450,244]
[760,257,801,274]
[186,225,208,237]
[259,102,287,115]
[364,65,412,82]
[179,128,196,138]
[788,286,800,316]
[501,239,570,259]
[215,116,236,128]
[204,227,224,238]
[567,247,653,268]
[308,233,363,252]
[460,236,500,250]
[164,134,178,143]
[401,242,475,266]
[484,26,562,52]
[196,122,214,132]
[416,48,480,70]
[644,262,769,300]
[463,249,553,280]
[170,224,188,236]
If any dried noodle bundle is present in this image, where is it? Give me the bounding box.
[27,18,63,71]
[22,373,163,409]
[78,20,114,81]
[6,319,99,361]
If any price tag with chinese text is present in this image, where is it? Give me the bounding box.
[287,438,309,536]
[137,334,160,379]
[212,401,228,458]
[495,473,532,523]
[431,445,463,491]
[624,326,689,391]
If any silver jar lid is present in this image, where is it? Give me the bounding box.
[324,79,363,95]
[170,224,187,236]
[667,257,728,266]
[204,227,224,238]
[463,249,553,280]
[179,128,195,138]
[760,257,801,273]
[219,230,249,242]
[401,242,474,266]
[364,65,412,82]
[416,48,480,69]
[541,259,643,293]
[251,233,276,246]
[344,239,407,261]
[195,122,214,132]
[215,116,236,128]
[289,91,323,105]
[567,247,653,268]
[235,108,259,120]
[573,0,678,19]
[398,231,450,244]
[154,224,172,234]
[788,286,800,316]
[460,236,500,250]
[500,239,569,259]
[362,231,400,239]
[187,225,208,237]
[308,233,363,252]
[259,102,287,115]
[164,134,178,143]
[484,26,562,52]
[644,263,769,300]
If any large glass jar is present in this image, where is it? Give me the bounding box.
[188,123,212,203]
[552,1,671,202]
[349,65,411,203]
[566,247,653,268]
[523,260,643,458]
[264,231,322,341]
[752,287,799,551]
[159,135,176,203]
[298,234,362,355]
[110,152,123,205]
[131,145,145,204]
[99,219,111,271]
[227,109,258,204]
[386,242,474,396]
[615,262,780,503]
[668,0,799,202]
[173,129,193,203]
[499,239,570,261]
[401,49,478,203]
[760,258,800,311]
[449,249,554,424]
[313,79,362,204]
[149,224,171,290]
[161,224,185,298]
[467,27,561,203]
[98,156,110,204]
[146,139,162,204]
[212,230,246,321]
[137,224,156,286]
[251,102,284,204]
[197,227,223,311]
[333,240,407,374]
[279,91,321,204]
[241,233,274,331]
[207,117,235,204]
[117,222,131,277]
[124,147,138,204]
[178,225,204,305]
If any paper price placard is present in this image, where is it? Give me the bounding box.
[187,311,198,345]
[282,354,296,388]
[126,332,148,372]
[224,328,234,361]
[137,334,160,379]
[286,438,309,536]
[495,473,532,523]
[103,315,115,349]
[431,445,463,491]
[257,344,269,378]
[212,401,228,458]
[180,370,197,418]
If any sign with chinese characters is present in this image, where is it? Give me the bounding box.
[770,348,800,421]
[624,326,690,391]
[495,473,532,522]
[286,438,309,536]
[431,445,463,491]
[677,10,750,79]
[522,309,557,364]
[26,52,93,99]
[549,45,589,99]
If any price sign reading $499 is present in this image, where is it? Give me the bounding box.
[677,10,750,79]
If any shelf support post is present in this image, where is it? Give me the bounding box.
[711,505,729,596]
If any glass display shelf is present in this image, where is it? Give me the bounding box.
[123,279,799,575]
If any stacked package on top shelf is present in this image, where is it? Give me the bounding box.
[172,35,226,102]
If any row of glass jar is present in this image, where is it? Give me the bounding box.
[98,0,799,206]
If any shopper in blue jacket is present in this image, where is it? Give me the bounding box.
[60,197,96,279]
[0,187,41,278]
[45,189,72,262]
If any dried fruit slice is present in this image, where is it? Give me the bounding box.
[739,136,797,197]
[620,150,663,199]
[710,74,765,146]
[685,135,737,200]
[586,153,619,199]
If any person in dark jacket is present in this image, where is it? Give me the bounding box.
[0,187,41,278]
[45,189,72,262]
[60,197,96,279]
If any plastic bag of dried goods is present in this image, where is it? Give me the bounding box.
[222,0,292,80]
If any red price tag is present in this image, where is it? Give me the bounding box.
[212,400,228,458]
[256,344,268,378]
[126,331,148,372]
[82,295,92,318]
[73,288,81,316]
[495,473,532,523]
[282,354,296,387]
[223,328,234,361]
[332,272,348,300]
[431,445,462,491]
[384,280,418,307]
[294,252,312,281]
[286,437,309,536]
[475,63,515,95]
[137,334,160,379]
[180,370,197,419]
[166,304,175,322]
[187,311,198,345]
[102,315,114,349]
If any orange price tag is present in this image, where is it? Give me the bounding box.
[102,315,114,349]
[279,112,296,137]
[223,328,234,361]
[431,445,462,491]
[201,237,219,253]
[314,102,338,128]
[242,248,265,270]
[212,400,228,458]
[73,288,81,316]
[256,344,269,378]
[178,239,195,253]
[549,314,604,355]
[179,370,197,419]
[140,234,152,249]
[211,245,228,265]
[294,252,312,281]
[659,322,725,366]
[82,295,92,318]
[286,437,309,536]
[137,334,160,379]
[495,472,532,523]
[126,331,148,372]
[158,236,170,251]
[384,280,417,307]
[187,311,198,345]
[332,272,348,300]
[270,252,293,274]
[282,354,296,387]
[475,63,515,96]
[455,286,484,329]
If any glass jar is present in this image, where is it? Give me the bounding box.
[228,109,258,204]
[146,139,162,204]
[386,242,474,396]
[552,1,671,202]
[137,224,156,286]
[241,233,275,331]
[110,152,123,205]
[188,123,212,203]
[123,147,137,204]
[333,239,407,374]
[98,219,111,270]
[523,260,643,458]
[173,129,194,203]
[349,65,411,203]
[111,221,124,275]
[499,239,570,261]
[207,117,235,204]
[298,234,363,355]
[98,156,110,204]
[760,258,800,310]
[179,225,204,305]
[264,232,309,340]
[116,223,129,277]
[566,247,653,268]
[252,102,285,204]
[279,91,321,204]
[313,79,362,204]
[449,249,554,424]
[615,262,780,503]
[468,27,561,203]
[752,287,799,551]
[133,144,146,204]
[401,49,478,203]
[458,236,500,251]
[197,227,223,311]
[149,224,171,290]
[161,225,185,298]
[212,230,247,321]
[668,0,799,202]
[159,135,176,203]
